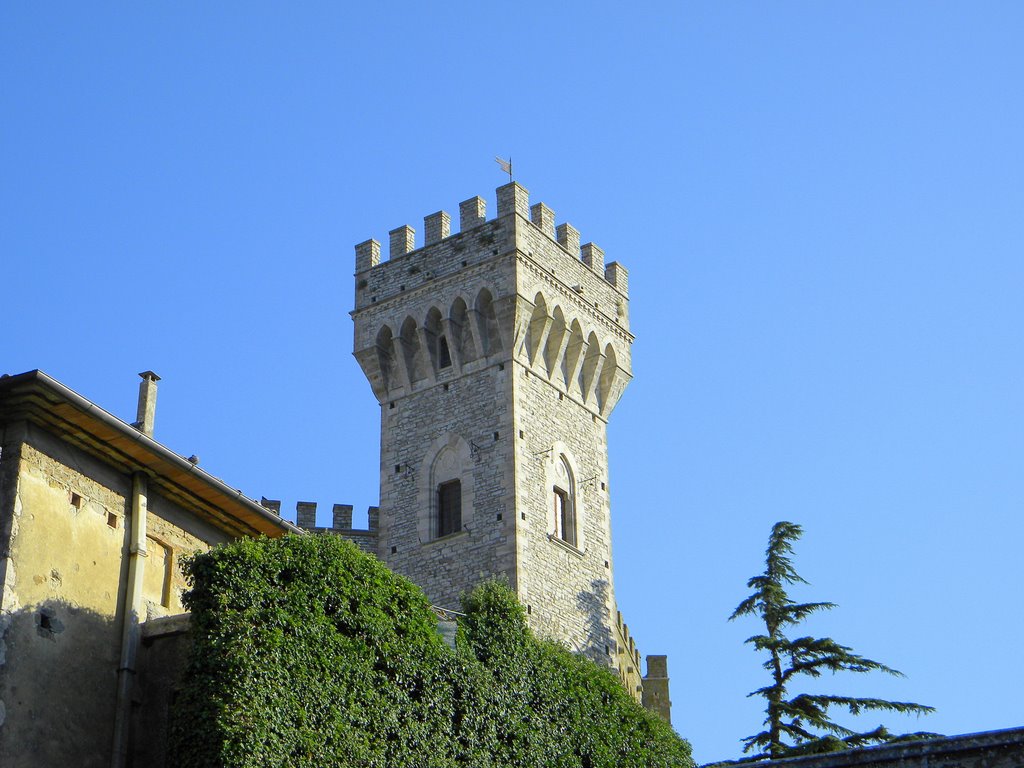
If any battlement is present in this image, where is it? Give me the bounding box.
[615,609,642,671]
[353,183,628,311]
[261,499,379,555]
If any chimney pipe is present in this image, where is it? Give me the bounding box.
[135,371,160,437]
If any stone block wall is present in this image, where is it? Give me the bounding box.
[271,500,380,555]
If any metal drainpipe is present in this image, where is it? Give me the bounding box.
[111,471,148,768]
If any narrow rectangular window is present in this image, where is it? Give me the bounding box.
[438,336,452,368]
[437,479,462,538]
[553,487,575,547]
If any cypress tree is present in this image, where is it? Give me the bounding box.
[730,521,934,759]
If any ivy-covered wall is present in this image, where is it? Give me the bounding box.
[169,534,692,768]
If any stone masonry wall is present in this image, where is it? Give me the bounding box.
[376,359,517,611]
[512,363,616,660]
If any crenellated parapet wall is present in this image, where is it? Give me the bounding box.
[614,609,645,703]
[354,182,627,311]
[260,499,379,555]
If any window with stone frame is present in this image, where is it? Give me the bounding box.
[553,456,577,546]
[437,479,462,538]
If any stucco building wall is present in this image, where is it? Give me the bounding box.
[0,371,295,768]
[0,421,230,767]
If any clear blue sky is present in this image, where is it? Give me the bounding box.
[3,3,1022,763]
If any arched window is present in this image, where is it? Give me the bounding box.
[423,439,472,541]
[552,455,576,547]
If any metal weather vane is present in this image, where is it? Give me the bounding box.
[495,155,513,182]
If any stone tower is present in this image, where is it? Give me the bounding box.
[352,182,632,661]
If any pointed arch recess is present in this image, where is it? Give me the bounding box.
[400,315,425,384]
[562,319,586,392]
[475,288,501,356]
[544,306,567,378]
[450,296,477,365]
[579,331,602,403]
[375,325,396,393]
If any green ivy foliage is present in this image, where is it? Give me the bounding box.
[168,534,692,768]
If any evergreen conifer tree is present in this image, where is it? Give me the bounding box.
[731,521,934,760]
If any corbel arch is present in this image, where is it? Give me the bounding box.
[450,295,478,365]
[579,330,603,403]
[375,324,396,393]
[562,319,586,392]
[475,287,501,357]
[399,315,426,385]
[596,342,616,411]
[543,305,567,379]
[525,292,548,365]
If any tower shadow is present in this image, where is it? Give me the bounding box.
[576,578,613,664]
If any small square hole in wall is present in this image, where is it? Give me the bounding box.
[527,604,532,615]
[395,465,401,474]
[519,430,524,439]
[558,393,564,401]
[400,285,406,291]
[389,401,395,409]
[461,260,468,267]
[372,296,377,303]
[493,432,499,441]
[605,645,610,655]
[70,492,82,509]
[601,481,606,490]
[107,512,118,529]
[496,513,502,521]
[521,512,526,521]
[443,383,449,391]
[391,545,397,554]
[604,560,609,569]
[498,363,505,371]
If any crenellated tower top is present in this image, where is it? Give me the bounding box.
[352,183,632,420]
